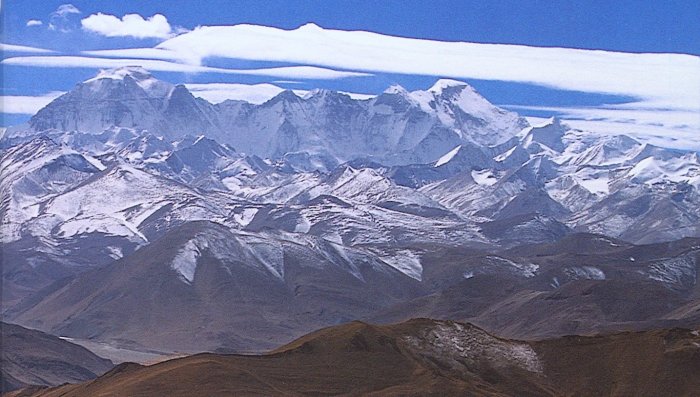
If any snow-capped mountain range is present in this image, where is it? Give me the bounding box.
[5,66,528,168]
[2,67,699,353]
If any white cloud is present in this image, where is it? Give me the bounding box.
[83,47,182,61]
[1,56,371,79]
[139,23,697,146]
[0,43,55,54]
[153,24,699,109]
[564,120,700,151]
[186,83,289,104]
[186,82,375,104]
[6,23,699,147]
[81,13,173,39]
[505,104,700,150]
[505,104,699,131]
[1,91,65,114]
[52,4,81,17]
[49,4,81,32]
[26,20,43,27]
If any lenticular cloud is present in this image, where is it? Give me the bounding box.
[153,24,698,112]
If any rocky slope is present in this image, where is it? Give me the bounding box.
[373,234,700,339]
[6,230,699,354]
[6,221,422,353]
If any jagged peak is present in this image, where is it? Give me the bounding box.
[329,164,387,187]
[521,118,567,153]
[168,84,196,98]
[261,89,303,107]
[531,117,562,129]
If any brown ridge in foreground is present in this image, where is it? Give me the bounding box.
[8,318,700,397]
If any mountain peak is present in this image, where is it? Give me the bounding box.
[532,117,561,129]
[266,89,302,104]
[81,66,173,99]
[383,84,409,95]
[521,117,567,152]
[84,66,153,83]
[302,88,335,100]
[428,79,472,94]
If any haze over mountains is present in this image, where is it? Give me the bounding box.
[2,67,699,392]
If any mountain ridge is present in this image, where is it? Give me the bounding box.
[8,318,700,397]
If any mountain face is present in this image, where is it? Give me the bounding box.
[7,221,422,353]
[11,319,700,397]
[1,322,113,393]
[27,67,221,140]
[372,234,700,339]
[2,67,700,363]
[5,227,699,354]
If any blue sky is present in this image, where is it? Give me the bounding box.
[1,0,699,149]
[4,0,699,54]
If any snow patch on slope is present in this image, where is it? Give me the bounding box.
[647,256,696,287]
[294,215,311,233]
[435,145,461,167]
[171,240,201,284]
[575,172,609,195]
[233,208,258,226]
[471,169,498,186]
[58,215,143,241]
[486,256,539,277]
[565,266,606,280]
[381,250,423,281]
[404,321,543,373]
